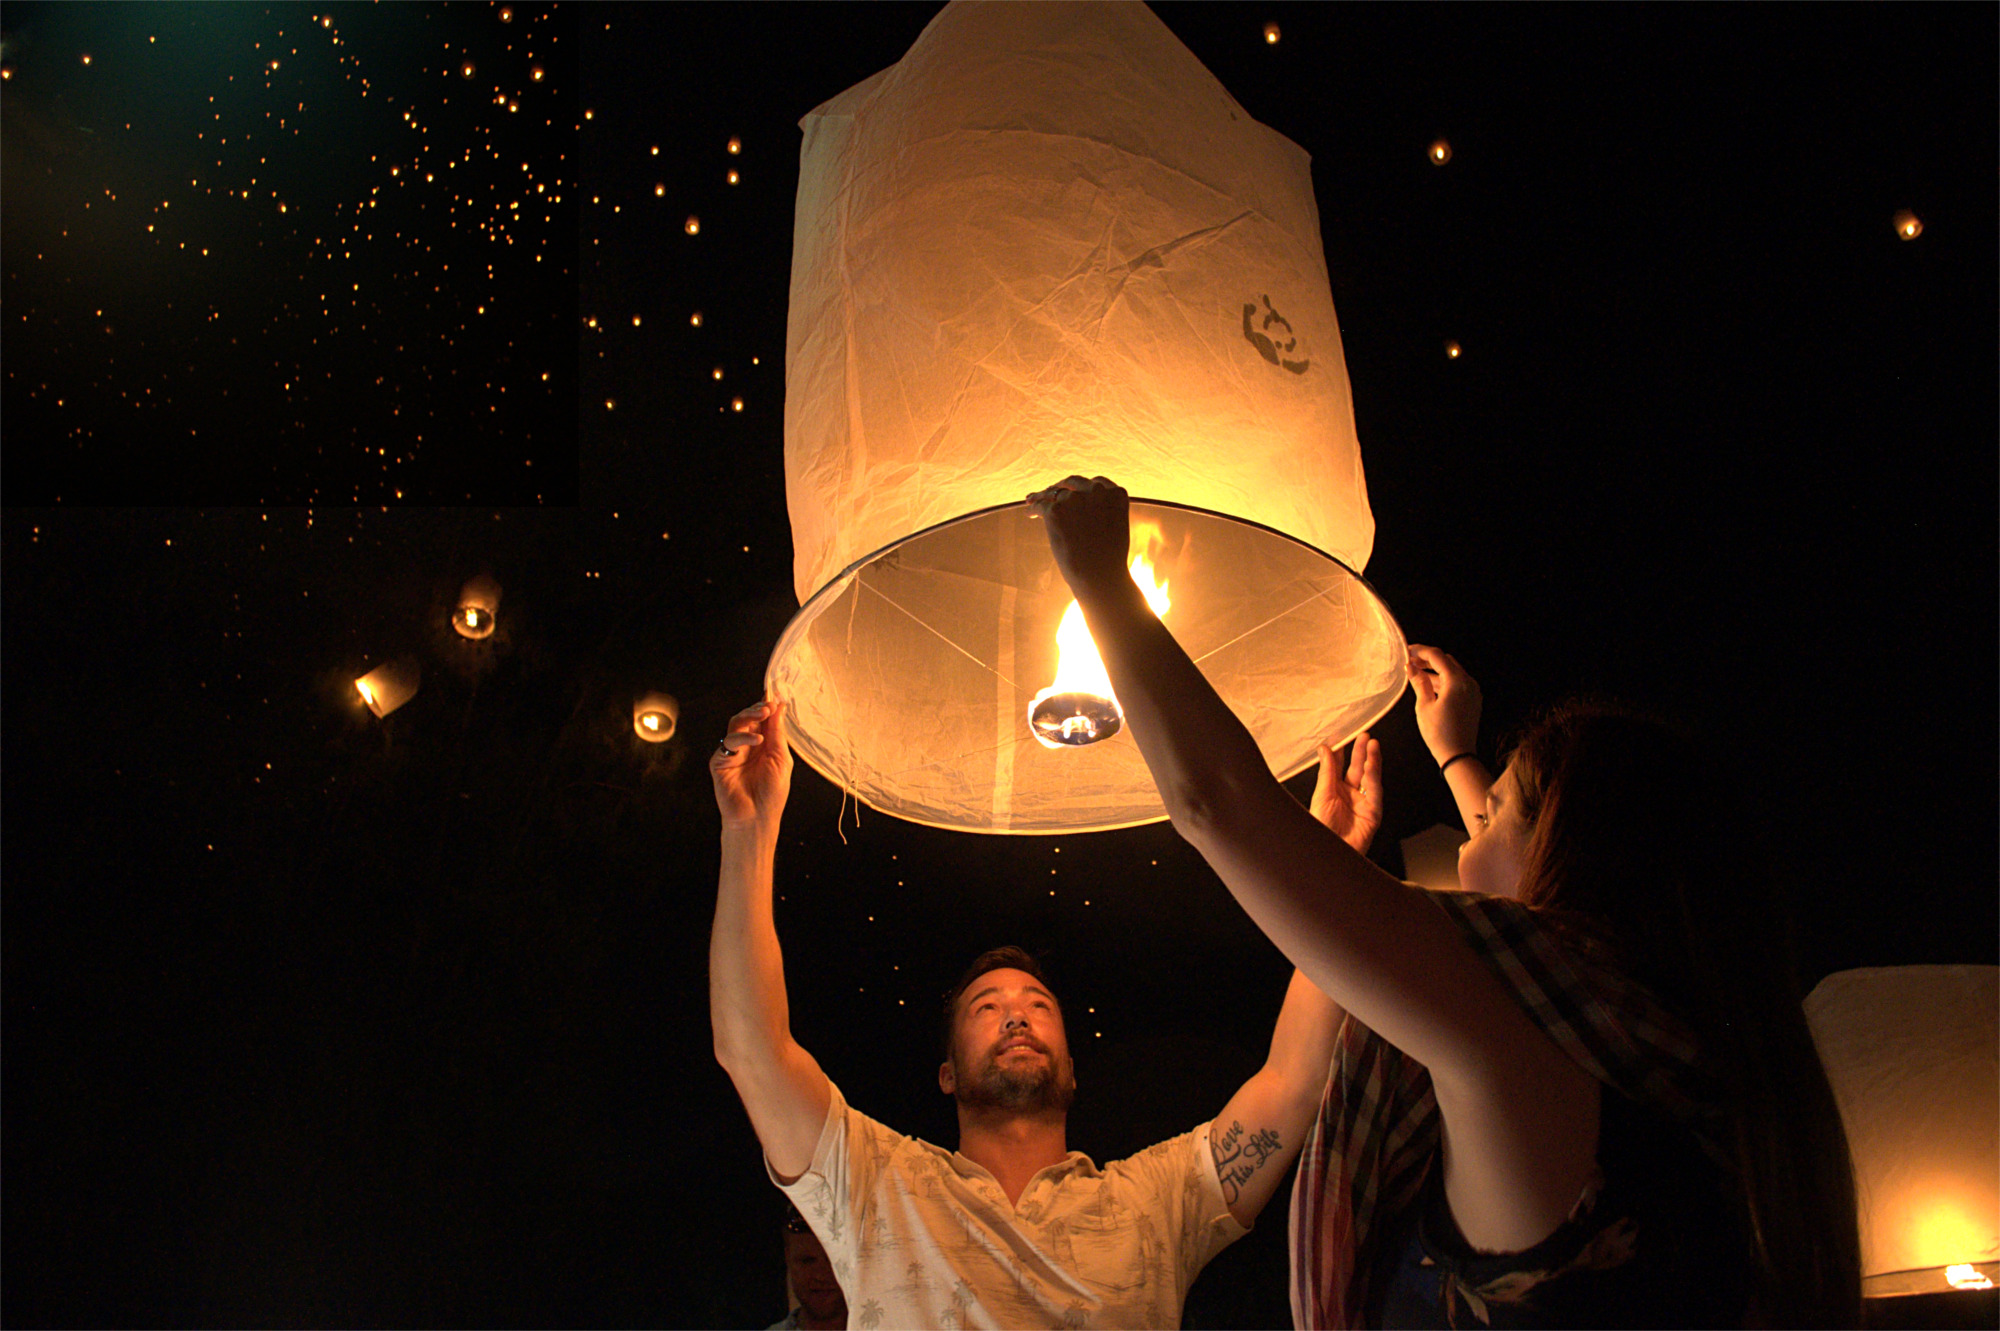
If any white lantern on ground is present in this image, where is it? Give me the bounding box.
[453,573,501,640]
[355,658,421,718]
[768,0,1406,834]
[1804,965,2000,1297]
[633,692,679,742]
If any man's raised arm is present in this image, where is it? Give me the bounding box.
[1207,733,1378,1227]
[709,700,832,1182]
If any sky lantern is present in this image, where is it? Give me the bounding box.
[355,658,420,718]
[1429,138,1452,165]
[1893,209,1922,240]
[633,692,679,742]
[766,0,1407,833]
[1263,22,1281,44]
[452,573,500,640]
[1804,965,1999,1297]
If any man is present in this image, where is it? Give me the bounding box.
[767,1202,848,1331]
[710,698,1381,1329]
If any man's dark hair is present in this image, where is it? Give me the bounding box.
[938,945,1060,1062]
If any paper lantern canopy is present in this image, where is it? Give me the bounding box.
[1805,965,1999,1297]
[633,692,679,742]
[767,0,1407,834]
[355,658,421,718]
[453,574,501,640]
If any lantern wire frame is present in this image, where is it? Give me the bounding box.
[766,497,1409,835]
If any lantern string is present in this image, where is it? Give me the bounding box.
[857,577,1021,690]
[1188,583,1347,667]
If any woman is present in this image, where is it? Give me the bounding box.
[1026,476,1859,1328]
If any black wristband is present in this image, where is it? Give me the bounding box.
[1439,752,1479,775]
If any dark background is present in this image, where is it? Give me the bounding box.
[5,3,1995,1327]
[1,1,577,504]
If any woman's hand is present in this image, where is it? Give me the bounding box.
[711,699,793,830]
[1310,731,1382,855]
[1025,475,1134,599]
[1408,644,1481,765]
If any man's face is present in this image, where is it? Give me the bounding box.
[784,1229,845,1323]
[938,967,1076,1113]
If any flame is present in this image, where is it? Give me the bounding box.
[1032,524,1170,711]
[1946,1265,1994,1291]
[356,678,377,707]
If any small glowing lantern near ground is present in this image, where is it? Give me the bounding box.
[1804,965,2000,1298]
[1893,209,1922,240]
[355,658,421,718]
[453,574,500,640]
[633,692,679,742]
[767,0,1407,833]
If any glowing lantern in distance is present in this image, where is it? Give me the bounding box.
[453,573,501,640]
[1445,340,1461,359]
[355,658,421,718]
[727,136,742,154]
[461,61,475,78]
[685,216,700,235]
[1429,138,1451,165]
[768,0,1407,833]
[633,692,679,742]
[1805,965,1999,1297]
[1263,21,1280,44]
[1893,209,1922,240]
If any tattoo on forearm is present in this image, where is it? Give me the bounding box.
[1210,1118,1284,1206]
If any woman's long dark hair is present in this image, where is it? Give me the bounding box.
[1505,699,1862,1328]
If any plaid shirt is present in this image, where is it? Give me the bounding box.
[1287,887,1725,1329]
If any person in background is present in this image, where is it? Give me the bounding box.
[1027,475,1861,1328]
[710,694,1384,1328]
[767,1201,848,1331]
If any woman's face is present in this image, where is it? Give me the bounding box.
[1458,764,1531,899]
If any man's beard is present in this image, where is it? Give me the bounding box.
[953,1047,1075,1114]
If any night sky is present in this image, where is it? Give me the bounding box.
[2,2,576,504]
[5,4,1996,1329]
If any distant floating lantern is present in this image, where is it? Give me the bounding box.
[1805,965,2000,1298]
[727,136,742,154]
[1893,209,1922,240]
[768,0,1407,833]
[727,169,740,185]
[461,61,476,78]
[731,397,745,412]
[655,183,666,197]
[499,6,512,20]
[690,311,703,327]
[355,658,421,718]
[632,314,642,327]
[1263,21,1280,44]
[80,53,92,66]
[1445,340,1461,359]
[453,573,501,640]
[685,215,699,235]
[633,692,679,742]
[712,367,724,380]
[530,66,544,82]
[1429,138,1451,165]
